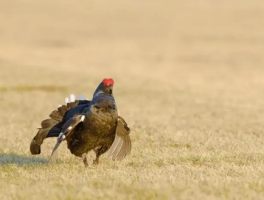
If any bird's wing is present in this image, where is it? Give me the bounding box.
[50,114,85,163]
[105,116,131,161]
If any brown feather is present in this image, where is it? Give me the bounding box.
[30,128,50,154]
[105,116,131,161]
[58,105,68,116]
[41,119,58,129]
[49,110,63,122]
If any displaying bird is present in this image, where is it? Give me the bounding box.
[30,78,131,167]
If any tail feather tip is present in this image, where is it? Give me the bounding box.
[30,139,41,155]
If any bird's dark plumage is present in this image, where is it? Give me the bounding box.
[30,78,131,166]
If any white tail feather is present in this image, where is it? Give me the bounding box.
[65,97,69,104]
[69,94,75,102]
[78,94,87,100]
[65,94,88,104]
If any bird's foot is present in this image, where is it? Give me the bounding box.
[82,153,88,167]
[93,158,99,165]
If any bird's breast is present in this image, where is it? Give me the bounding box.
[82,105,118,134]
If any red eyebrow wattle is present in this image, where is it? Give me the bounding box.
[102,78,114,86]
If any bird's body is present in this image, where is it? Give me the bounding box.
[66,94,118,161]
[30,78,131,166]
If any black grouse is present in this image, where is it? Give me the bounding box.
[30,78,131,167]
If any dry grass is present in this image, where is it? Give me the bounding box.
[0,86,67,93]
[1,0,264,199]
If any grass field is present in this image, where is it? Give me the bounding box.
[1,0,264,199]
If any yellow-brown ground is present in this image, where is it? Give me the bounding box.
[0,1,264,199]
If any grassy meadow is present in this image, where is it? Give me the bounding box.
[1,0,264,199]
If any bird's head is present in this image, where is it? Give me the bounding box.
[93,78,114,97]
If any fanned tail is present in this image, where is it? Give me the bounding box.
[30,94,90,155]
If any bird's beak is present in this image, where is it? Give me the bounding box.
[109,86,113,94]
[106,86,113,94]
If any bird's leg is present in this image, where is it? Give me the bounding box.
[82,153,88,167]
[93,154,100,165]
[93,146,109,165]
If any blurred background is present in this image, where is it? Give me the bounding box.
[1,2,264,198]
[0,0,264,138]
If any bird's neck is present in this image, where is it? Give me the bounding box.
[91,93,116,109]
